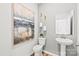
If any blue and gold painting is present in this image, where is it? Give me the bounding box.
[14,16,34,45]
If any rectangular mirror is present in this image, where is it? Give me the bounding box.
[56,14,73,35]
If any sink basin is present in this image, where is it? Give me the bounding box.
[56,38,73,45]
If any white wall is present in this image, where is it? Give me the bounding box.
[77,4,79,55]
[0,3,12,56]
[38,3,77,55]
[77,4,79,44]
[0,3,38,56]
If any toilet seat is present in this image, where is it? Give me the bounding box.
[33,45,43,52]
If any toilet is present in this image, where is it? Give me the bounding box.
[33,37,46,56]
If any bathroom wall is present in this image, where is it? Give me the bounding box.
[0,3,38,56]
[38,3,77,55]
[0,3,12,55]
[77,4,79,44]
[77,3,79,56]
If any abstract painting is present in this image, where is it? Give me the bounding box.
[12,4,34,45]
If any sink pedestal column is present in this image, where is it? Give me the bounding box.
[60,44,66,56]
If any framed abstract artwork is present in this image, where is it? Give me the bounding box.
[12,4,34,45]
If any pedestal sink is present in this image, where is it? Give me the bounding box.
[56,38,73,56]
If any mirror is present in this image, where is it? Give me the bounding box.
[56,13,73,35]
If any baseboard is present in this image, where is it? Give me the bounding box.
[43,50,58,56]
[31,50,58,56]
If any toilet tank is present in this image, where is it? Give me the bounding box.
[38,38,46,45]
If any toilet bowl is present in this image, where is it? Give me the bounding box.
[33,38,46,56]
[33,45,43,56]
